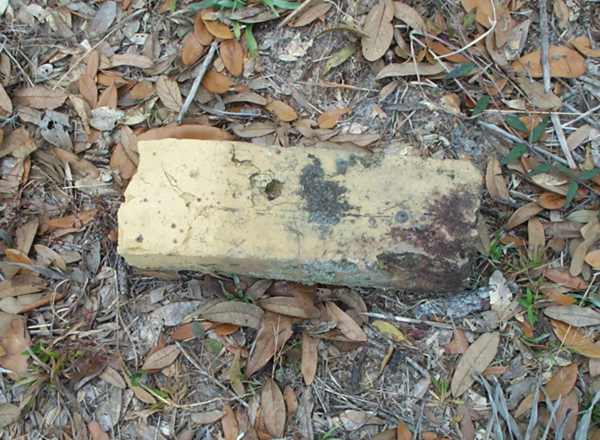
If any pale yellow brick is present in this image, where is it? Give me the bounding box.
[118,140,482,290]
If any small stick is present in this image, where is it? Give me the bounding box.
[177,41,219,125]
[539,0,577,169]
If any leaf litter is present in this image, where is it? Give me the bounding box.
[1,0,600,438]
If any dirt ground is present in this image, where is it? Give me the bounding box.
[1,0,600,439]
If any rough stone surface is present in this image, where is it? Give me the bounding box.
[118,139,482,291]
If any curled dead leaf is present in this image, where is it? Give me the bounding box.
[393,2,425,32]
[262,378,286,437]
[318,107,351,129]
[181,32,206,66]
[376,62,445,79]
[246,312,293,376]
[301,332,318,385]
[202,10,233,39]
[485,156,510,202]
[570,36,600,58]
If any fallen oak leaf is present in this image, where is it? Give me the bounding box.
[505,202,543,230]
[97,83,118,109]
[220,39,244,77]
[318,107,351,129]
[156,76,182,112]
[111,54,153,69]
[181,32,206,66]
[202,69,233,94]
[79,73,98,108]
[266,99,298,122]
[451,332,500,397]
[259,296,319,318]
[545,305,600,327]
[512,46,586,78]
[13,86,67,110]
[544,268,587,290]
[301,332,318,385]
[0,84,13,115]
[142,344,180,370]
[262,378,286,437]
[361,0,394,62]
[202,10,234,39]
[246,312,293,376]
[221,404,239,440]
[200,301,264,329]
[326,302,367,342]
[194,12,214,45]
[376,62,445,79]
[393,1,425,32]
[552,319,600,358]
[569,36,600,58]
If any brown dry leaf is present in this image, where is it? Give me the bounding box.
[397,423,412,440]
[554,390,578,439]
[201,301,264,329]
[156,76,182,112]
[262,378,286,437]
[528,217,545,259]
[553,0,570,29]
[0,127,37,159]
[372,429,396,440]
[537,192,565,209]
[0,314,30,380]
[137,124,233,141]
[0,83,12,116]
[428,41,468,63]
[222,404,239,440]
[15,219,38,255]
[14,86,67,110]
[194,13,214,45]
[266,100,298,122]
[393,2,425,32]
[88,421,110,440]
[53,148,100,178]
[191,409,224,425]
[301,332,318,385]
[567,125,594,150]
[44,209,97,232]
[512,46,586,78]
[485,156,510,202]
[110,143,136,180]
[97,83,118,109]
[246,312,293,376]
[544,305,600,327]
[326,302,367,342]
[446,329,469,354]
[228,351,244,396]
[142,344,180,370]
[318,107,351,129]
[181,32,206,66]
[451,332,500,397]
[361,0,394,61]
[111,54,153,69]
[231,122,277,138]
[220,39,244,77]
[376,62,445,79]
[552,319,600,358]
[79,73,98,108]
[461,0,497,27]
[291,2,332,27]
[544,268,587,290]
[202,69,232,94]
[259,296,319,318]
[85,50,100,78]
[505,202,543,230]
[585,249,600,268]
[516,77,562,110]
[570,36,600,58]
[90,0,117,35]
[546,363,578,399]
[202,11,234,39]
[283,385,298,417]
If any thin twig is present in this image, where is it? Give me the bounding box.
[177,41,219,124]
[539,0,577,168]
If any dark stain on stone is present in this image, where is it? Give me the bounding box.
[377,252,467,291]
[390,188,478,259]
[300,155,351,230]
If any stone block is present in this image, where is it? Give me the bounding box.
[118,140,482,290]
